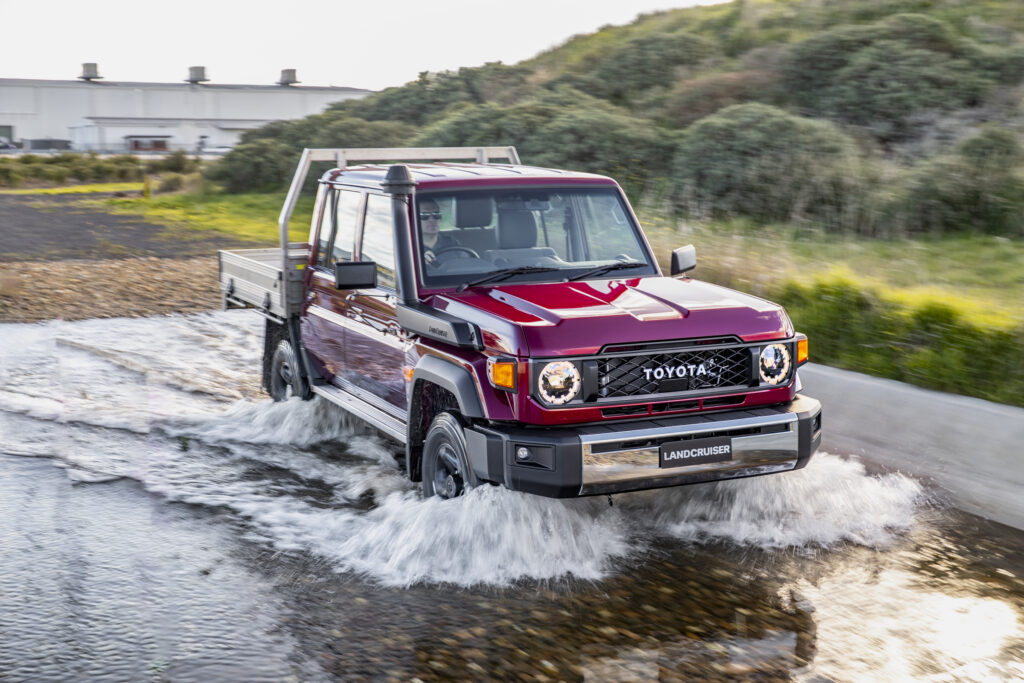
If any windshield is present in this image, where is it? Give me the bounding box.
[415,187,656,289]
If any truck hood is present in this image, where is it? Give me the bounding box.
[432,276,793,357]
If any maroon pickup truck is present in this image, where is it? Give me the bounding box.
[219,147,821,499]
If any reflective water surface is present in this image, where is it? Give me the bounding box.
[1,311,1021,681]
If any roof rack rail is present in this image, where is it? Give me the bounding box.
[278,146,520,258]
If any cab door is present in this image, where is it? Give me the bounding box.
[302,185,364,380]
[341,193,408,413]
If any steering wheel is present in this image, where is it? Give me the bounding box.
[435,246,480,259]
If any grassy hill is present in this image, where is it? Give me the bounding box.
[207,0,1024,239]
[23,0,1022,404]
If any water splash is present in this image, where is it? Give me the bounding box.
[0,312,928,586]
[229,485,631,588]
[628,453,924,548]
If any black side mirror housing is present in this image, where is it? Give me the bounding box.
[670,245,697,276]
[335,261,377,289]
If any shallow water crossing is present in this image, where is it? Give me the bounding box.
[1,311,1022,680]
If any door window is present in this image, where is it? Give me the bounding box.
[360,194,396,290]
[315,188,362,268]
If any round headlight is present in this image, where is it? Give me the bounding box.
[538,361,581,405]
[759,344,792,385]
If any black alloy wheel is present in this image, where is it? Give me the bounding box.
[421,412,477,499]
[269,339,304,401]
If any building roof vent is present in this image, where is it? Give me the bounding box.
[79,63,102,81]
[186,66,210,84]
[277,69,299,86]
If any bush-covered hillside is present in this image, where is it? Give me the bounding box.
[208,0,1024,238]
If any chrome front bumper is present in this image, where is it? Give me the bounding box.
[579,395,820,495]
[466,395,822,498]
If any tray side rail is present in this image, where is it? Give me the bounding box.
[218,246,309,322]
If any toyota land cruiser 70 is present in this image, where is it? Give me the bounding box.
[219,147,822,498]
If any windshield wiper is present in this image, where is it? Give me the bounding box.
[457,266,562,292]
[567,260,647,282]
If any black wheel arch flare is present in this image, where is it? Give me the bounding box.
[405,354,487,481]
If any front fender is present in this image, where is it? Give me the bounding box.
[409,354,486,419]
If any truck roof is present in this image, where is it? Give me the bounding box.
[321,163,617,190]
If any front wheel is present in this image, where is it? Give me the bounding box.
[421,413,477,499]
[268,339,305,401]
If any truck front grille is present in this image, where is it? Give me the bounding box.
[598,346,752,399]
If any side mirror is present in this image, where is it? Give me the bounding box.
[335,261,377,289]
[670,245,697,276]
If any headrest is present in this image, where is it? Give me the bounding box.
[498,210,537,249]
[455,197,494,228]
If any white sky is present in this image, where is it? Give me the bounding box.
[0,0,724,91]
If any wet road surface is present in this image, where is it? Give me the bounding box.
[1,311,1022,681]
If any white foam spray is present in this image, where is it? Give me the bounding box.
[0,312,928,586]
[627,453,923,548]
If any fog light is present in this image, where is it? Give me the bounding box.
[516,446,530,461]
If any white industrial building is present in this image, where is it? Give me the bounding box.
[0,65,371,152]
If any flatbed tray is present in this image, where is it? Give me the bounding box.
[218,245,309,320]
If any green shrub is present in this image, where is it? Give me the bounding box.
[42,165,70,184]
[415,90,673,200]
[671,104,863,227]
[822,41,989,140]
[413,99,559,150]
[20,162,46,181]
[204,139,294,193]
[526,108,674,200]
[68,156,97,181]
[306,115,415,150]
[89,159,119,183]
[775,273,1024,406]
[330,63,532,126]
[0,163,24,187]
[156,173,184,193]
[896,125,1024,236]
[214,113,414,192]
[658,70,783,128]
[592,30,716,101]
[781,14,998,140]
[159,150,194,174]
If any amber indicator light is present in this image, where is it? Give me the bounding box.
[488,359,516,390]
[797,338,809,365]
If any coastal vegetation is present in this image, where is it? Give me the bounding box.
[7,0,1024,404]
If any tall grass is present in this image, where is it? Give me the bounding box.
[776,271,1024,406]
[643,214,1024,405]
[93,191,314,244]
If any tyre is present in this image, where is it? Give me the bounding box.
[268,339,305,401]
[421,413,477,499]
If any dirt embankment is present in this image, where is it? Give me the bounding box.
[0,194,252,322]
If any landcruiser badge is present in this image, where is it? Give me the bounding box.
[659,436,733,468]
